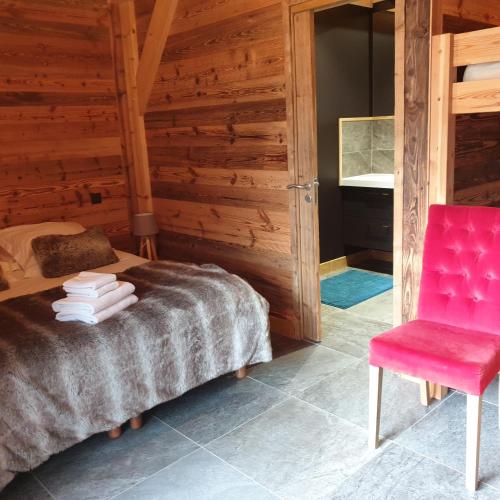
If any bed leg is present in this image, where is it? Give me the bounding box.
[107,426,122,439]
[235,367,247,379]
[130,415,143,430]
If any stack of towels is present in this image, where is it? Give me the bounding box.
[52,272,138,324]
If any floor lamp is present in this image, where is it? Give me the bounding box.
[133,213,159,261]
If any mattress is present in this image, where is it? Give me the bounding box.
[463,61,500,82]
[0,250,148,302]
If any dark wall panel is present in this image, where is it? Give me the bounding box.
[315,5,371,262]
[372,11,395,116]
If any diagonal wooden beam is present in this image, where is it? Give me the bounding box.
[137,0,178,116]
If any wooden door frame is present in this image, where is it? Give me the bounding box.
[283,0,423,340]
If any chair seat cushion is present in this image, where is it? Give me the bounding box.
[369,320,500,395]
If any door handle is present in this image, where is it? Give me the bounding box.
[287,182,312,191]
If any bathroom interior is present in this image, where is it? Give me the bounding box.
[316,1,395,326]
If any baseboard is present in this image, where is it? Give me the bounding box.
[345,250,372,267]
[371,250,393,262]
[319,256,347,276]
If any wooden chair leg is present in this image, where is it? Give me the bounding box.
[419,380,431,406]
[433,384,448,400]
[498,373,500,430]
[107,426,122,439]
[130,415,143,430]
[368,365,383,450]
[466,394,482,492]
[235,367,247,379]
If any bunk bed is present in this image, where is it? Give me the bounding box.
[429,26,500,206]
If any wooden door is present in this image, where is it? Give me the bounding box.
[288,9,322,341]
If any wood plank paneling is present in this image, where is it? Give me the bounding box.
[137,0,295,337]
[441,0,500,27]
[0,0,132,249]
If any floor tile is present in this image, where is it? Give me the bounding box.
[0,474,50,500]
[248,344,356,395]
[154,375,287,445]
[35,417,198,500]
[347,289,394,324]
[321,309,391,358]
[396,392,500,489]
[482,376,498,406]
[332,443,497,499]
[298,357,444,440]
[207,398,382,500]
[115,449,277,500]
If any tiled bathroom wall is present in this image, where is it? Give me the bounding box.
[340,117,394,177]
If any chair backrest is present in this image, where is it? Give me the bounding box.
[418,204,500,335]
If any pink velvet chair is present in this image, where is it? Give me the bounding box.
[369,204,500,491]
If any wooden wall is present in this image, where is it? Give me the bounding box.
[0,0,132,249]
[435,0,500,209]
[135,0,296,336]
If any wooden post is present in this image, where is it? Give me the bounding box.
[109,0,154,215]
[428,32,456,401]
[429,33,456,206]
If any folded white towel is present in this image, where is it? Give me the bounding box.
[62,272,116,291]
[55,294,138,324]
[64,280,119,298]
[53,281,135,315]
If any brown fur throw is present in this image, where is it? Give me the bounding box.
[31,227,118,278]
[0,260,271,490]
[0,267,8,291]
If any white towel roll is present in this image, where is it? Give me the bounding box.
[55,294,138,324]
[53,281,135,314]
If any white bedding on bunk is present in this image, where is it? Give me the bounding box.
[0,250,148,302]
[463,61,500,82]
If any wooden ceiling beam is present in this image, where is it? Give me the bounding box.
[137,0,179,116]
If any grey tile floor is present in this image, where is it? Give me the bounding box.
[2,288,500,499]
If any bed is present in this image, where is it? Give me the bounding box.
[429,25,500,206]
[0,223,272,491]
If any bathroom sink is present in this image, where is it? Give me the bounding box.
[341,173,394,189]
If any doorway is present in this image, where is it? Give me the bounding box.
[284,0,404,342]
[315,4,395,345]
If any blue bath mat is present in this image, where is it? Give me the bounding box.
[321,269,393,309]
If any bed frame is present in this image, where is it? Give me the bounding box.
[429,26,500,206]
[106,366,247,439]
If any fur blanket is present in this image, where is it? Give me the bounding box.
[0,261,271,490]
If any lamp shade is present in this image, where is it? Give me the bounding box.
[132,213,158,237]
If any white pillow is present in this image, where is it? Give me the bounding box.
[0,222,85,278]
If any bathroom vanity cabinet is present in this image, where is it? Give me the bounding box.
[342,186,393,252]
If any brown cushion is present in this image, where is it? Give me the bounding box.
[31,227,119,278]
[0,266,8,291]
